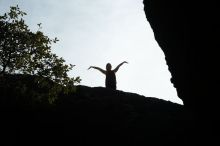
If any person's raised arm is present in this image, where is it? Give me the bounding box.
[88,66,106,75]
[113,61,128,73]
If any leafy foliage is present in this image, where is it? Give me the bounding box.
[0,5,81,103]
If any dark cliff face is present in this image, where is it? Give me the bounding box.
[1,75,190,145]
[143,0,219,112]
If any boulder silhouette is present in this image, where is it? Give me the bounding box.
[143,0,219,113]
[1,74,193,145]
[143,0,219,144]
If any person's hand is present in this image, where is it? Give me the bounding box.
[88,66,93,70]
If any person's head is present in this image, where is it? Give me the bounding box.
[106,63,112,71]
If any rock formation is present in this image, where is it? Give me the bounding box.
[1,75,190,145]
[143,0,219,114]
[1,1,219,144]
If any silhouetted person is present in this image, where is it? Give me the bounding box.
[88,61,128,90]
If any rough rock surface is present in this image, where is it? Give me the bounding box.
[143,0,219,113]
[1,75,193,145]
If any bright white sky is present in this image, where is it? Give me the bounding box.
[0,0,183,104]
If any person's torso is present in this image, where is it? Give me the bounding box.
[105,71,116,86]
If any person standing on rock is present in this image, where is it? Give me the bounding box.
[88,61,128,90]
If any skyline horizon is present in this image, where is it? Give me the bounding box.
[0,0,183,104]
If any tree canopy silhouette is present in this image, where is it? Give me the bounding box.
[0,5,80,103]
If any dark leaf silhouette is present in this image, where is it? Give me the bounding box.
[0,5,80,103]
